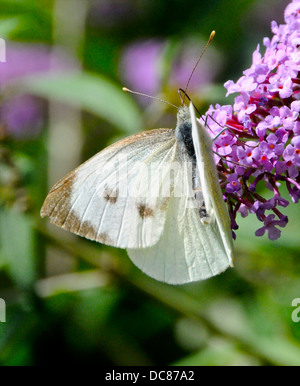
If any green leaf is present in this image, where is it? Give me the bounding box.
[17,72,143,134]
[174,339,260,366]
[0,17,22,38]
[206,299,300,366]
[0,208,36,288]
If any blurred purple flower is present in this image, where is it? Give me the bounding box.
[0,43,75,138]
[89,0,136,28]
[0,43,73,86]
[168,42,222,91]
[120,40,164,99]
[204,0,300,240]
[120,38,222,103]
[0,95,44,139]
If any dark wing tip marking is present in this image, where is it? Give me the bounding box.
[137,203,154,219]
[97,232,114,245]
[40,173,76,219]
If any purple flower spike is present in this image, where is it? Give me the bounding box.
[255,214,283,241]
[226,173,242,194]
[203,0,300,240]
[269,196,289,207]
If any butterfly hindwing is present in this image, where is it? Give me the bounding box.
[127,147,231,284]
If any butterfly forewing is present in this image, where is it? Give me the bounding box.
[41,128,178,249]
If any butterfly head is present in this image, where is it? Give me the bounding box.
[176,105,190,128]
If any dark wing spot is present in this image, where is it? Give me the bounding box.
[137,203,154,218]
[104,186,119,204]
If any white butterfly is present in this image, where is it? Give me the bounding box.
[41,103,234,284]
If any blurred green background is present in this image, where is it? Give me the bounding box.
[0,0,299,366]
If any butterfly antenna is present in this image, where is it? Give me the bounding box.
[123,87,179,110]
[183,30,216,104]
